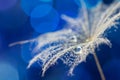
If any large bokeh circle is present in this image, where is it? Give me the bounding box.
[30,4,59,33]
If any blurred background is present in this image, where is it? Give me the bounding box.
[0,0,120,80]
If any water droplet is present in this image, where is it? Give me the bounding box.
[74,45,81,54]
[70,36,77,42]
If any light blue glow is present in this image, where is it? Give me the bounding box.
[74,0,102,8]
[31,4,52,18]
[0,63,19,80]
[30,5,59,33]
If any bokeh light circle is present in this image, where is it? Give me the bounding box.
[0,0,17,11]
[74,0,102,8]
[21,0,40,16]
[30,4,59,33]
[21,0,53,16]
[0,62,19,80]
[31,4,52,18]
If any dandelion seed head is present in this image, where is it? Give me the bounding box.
[10,0,120,76]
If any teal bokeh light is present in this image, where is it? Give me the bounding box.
[0,63,19,80]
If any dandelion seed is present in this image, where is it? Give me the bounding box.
[10,0,120,80]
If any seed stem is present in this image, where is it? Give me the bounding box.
[93,52,105,80]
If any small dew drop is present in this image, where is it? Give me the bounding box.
[70,36,77,42]
[74,45,81,54]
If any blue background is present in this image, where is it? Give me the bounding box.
[0,0,120,80]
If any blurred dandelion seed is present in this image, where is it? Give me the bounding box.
[10,0,120,80]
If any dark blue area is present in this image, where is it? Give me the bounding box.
[0,0,120,80]
[103,59,120,80]
[102,0,114,5]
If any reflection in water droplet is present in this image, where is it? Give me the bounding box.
[74,45,81,54]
